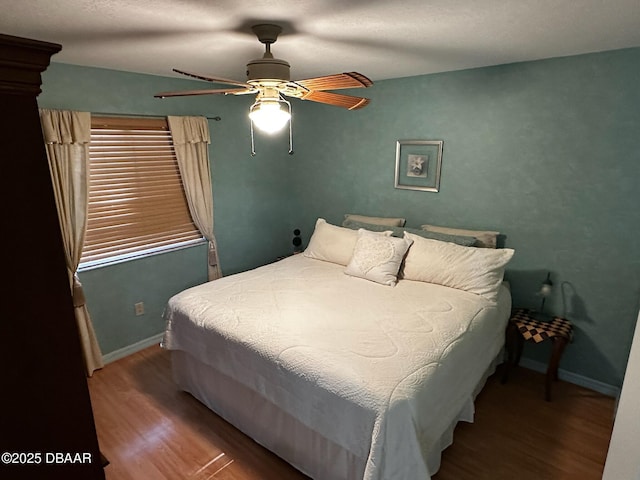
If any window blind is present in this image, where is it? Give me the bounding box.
[82,116,202,265]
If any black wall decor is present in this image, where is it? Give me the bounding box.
[292,228,302,253]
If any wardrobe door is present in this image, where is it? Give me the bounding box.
[0,33,105,480]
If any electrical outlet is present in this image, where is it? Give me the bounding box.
[134,302,144,316]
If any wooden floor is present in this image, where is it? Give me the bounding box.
[88,345,615,480]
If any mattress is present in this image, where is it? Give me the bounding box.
[162,254,511,479]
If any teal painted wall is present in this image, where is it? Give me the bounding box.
[290,48,640,387]
[38,48,639,388]
[38,63,294,355]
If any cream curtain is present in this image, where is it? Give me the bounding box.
[167,116,222,281]
[40,109,103,376]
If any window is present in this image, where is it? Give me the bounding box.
[81,116,203,268]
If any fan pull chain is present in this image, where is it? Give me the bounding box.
[288,102,294,155]
[250,120,256,156]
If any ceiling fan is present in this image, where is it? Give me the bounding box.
[155,23,373,154]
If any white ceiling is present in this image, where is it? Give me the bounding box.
[1,0,639,83]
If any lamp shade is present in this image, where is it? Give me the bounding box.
[537,271,553,315]
[539,272,553,297]
[249,100,290,134]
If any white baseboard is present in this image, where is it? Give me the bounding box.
[518,357,621,398]
[102,332,164,365]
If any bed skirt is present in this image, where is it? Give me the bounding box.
[170,349,500,480]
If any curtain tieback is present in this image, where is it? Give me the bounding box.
[207,241,218,267]
[72,274,86,307]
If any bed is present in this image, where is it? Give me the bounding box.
[162,218,514,479]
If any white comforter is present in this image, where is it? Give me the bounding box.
[162,254,511,479]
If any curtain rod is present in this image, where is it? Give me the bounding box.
[92,111,221,121]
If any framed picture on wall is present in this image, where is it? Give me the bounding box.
[394,140,443,192]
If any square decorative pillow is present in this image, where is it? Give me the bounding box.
[345,229,413,286]
[304,218,391,266]
[344,213,406,227]
[402,232,514,301]
[420,224,499,248]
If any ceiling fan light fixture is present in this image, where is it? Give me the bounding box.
[155,22,372,154]
[249,99,291,134]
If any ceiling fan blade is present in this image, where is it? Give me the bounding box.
[294,72,373,92]
[172,68,252,88]
[155,87,252,98]
[300,90,370,110]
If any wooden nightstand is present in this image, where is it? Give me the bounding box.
[502,308,573,401]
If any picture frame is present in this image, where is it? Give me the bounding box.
[394,140,443,192]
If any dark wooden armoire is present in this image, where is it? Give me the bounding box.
[0,33,105,479]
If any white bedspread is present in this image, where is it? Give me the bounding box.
[162,254,511,479]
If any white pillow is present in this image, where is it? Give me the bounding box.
[344,213,406,227]
[402,232,514,301]
[345,229,413,286]
[421,224,499,248]
[304,218,390,266]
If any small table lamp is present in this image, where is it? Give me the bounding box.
[538,271,554,316]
